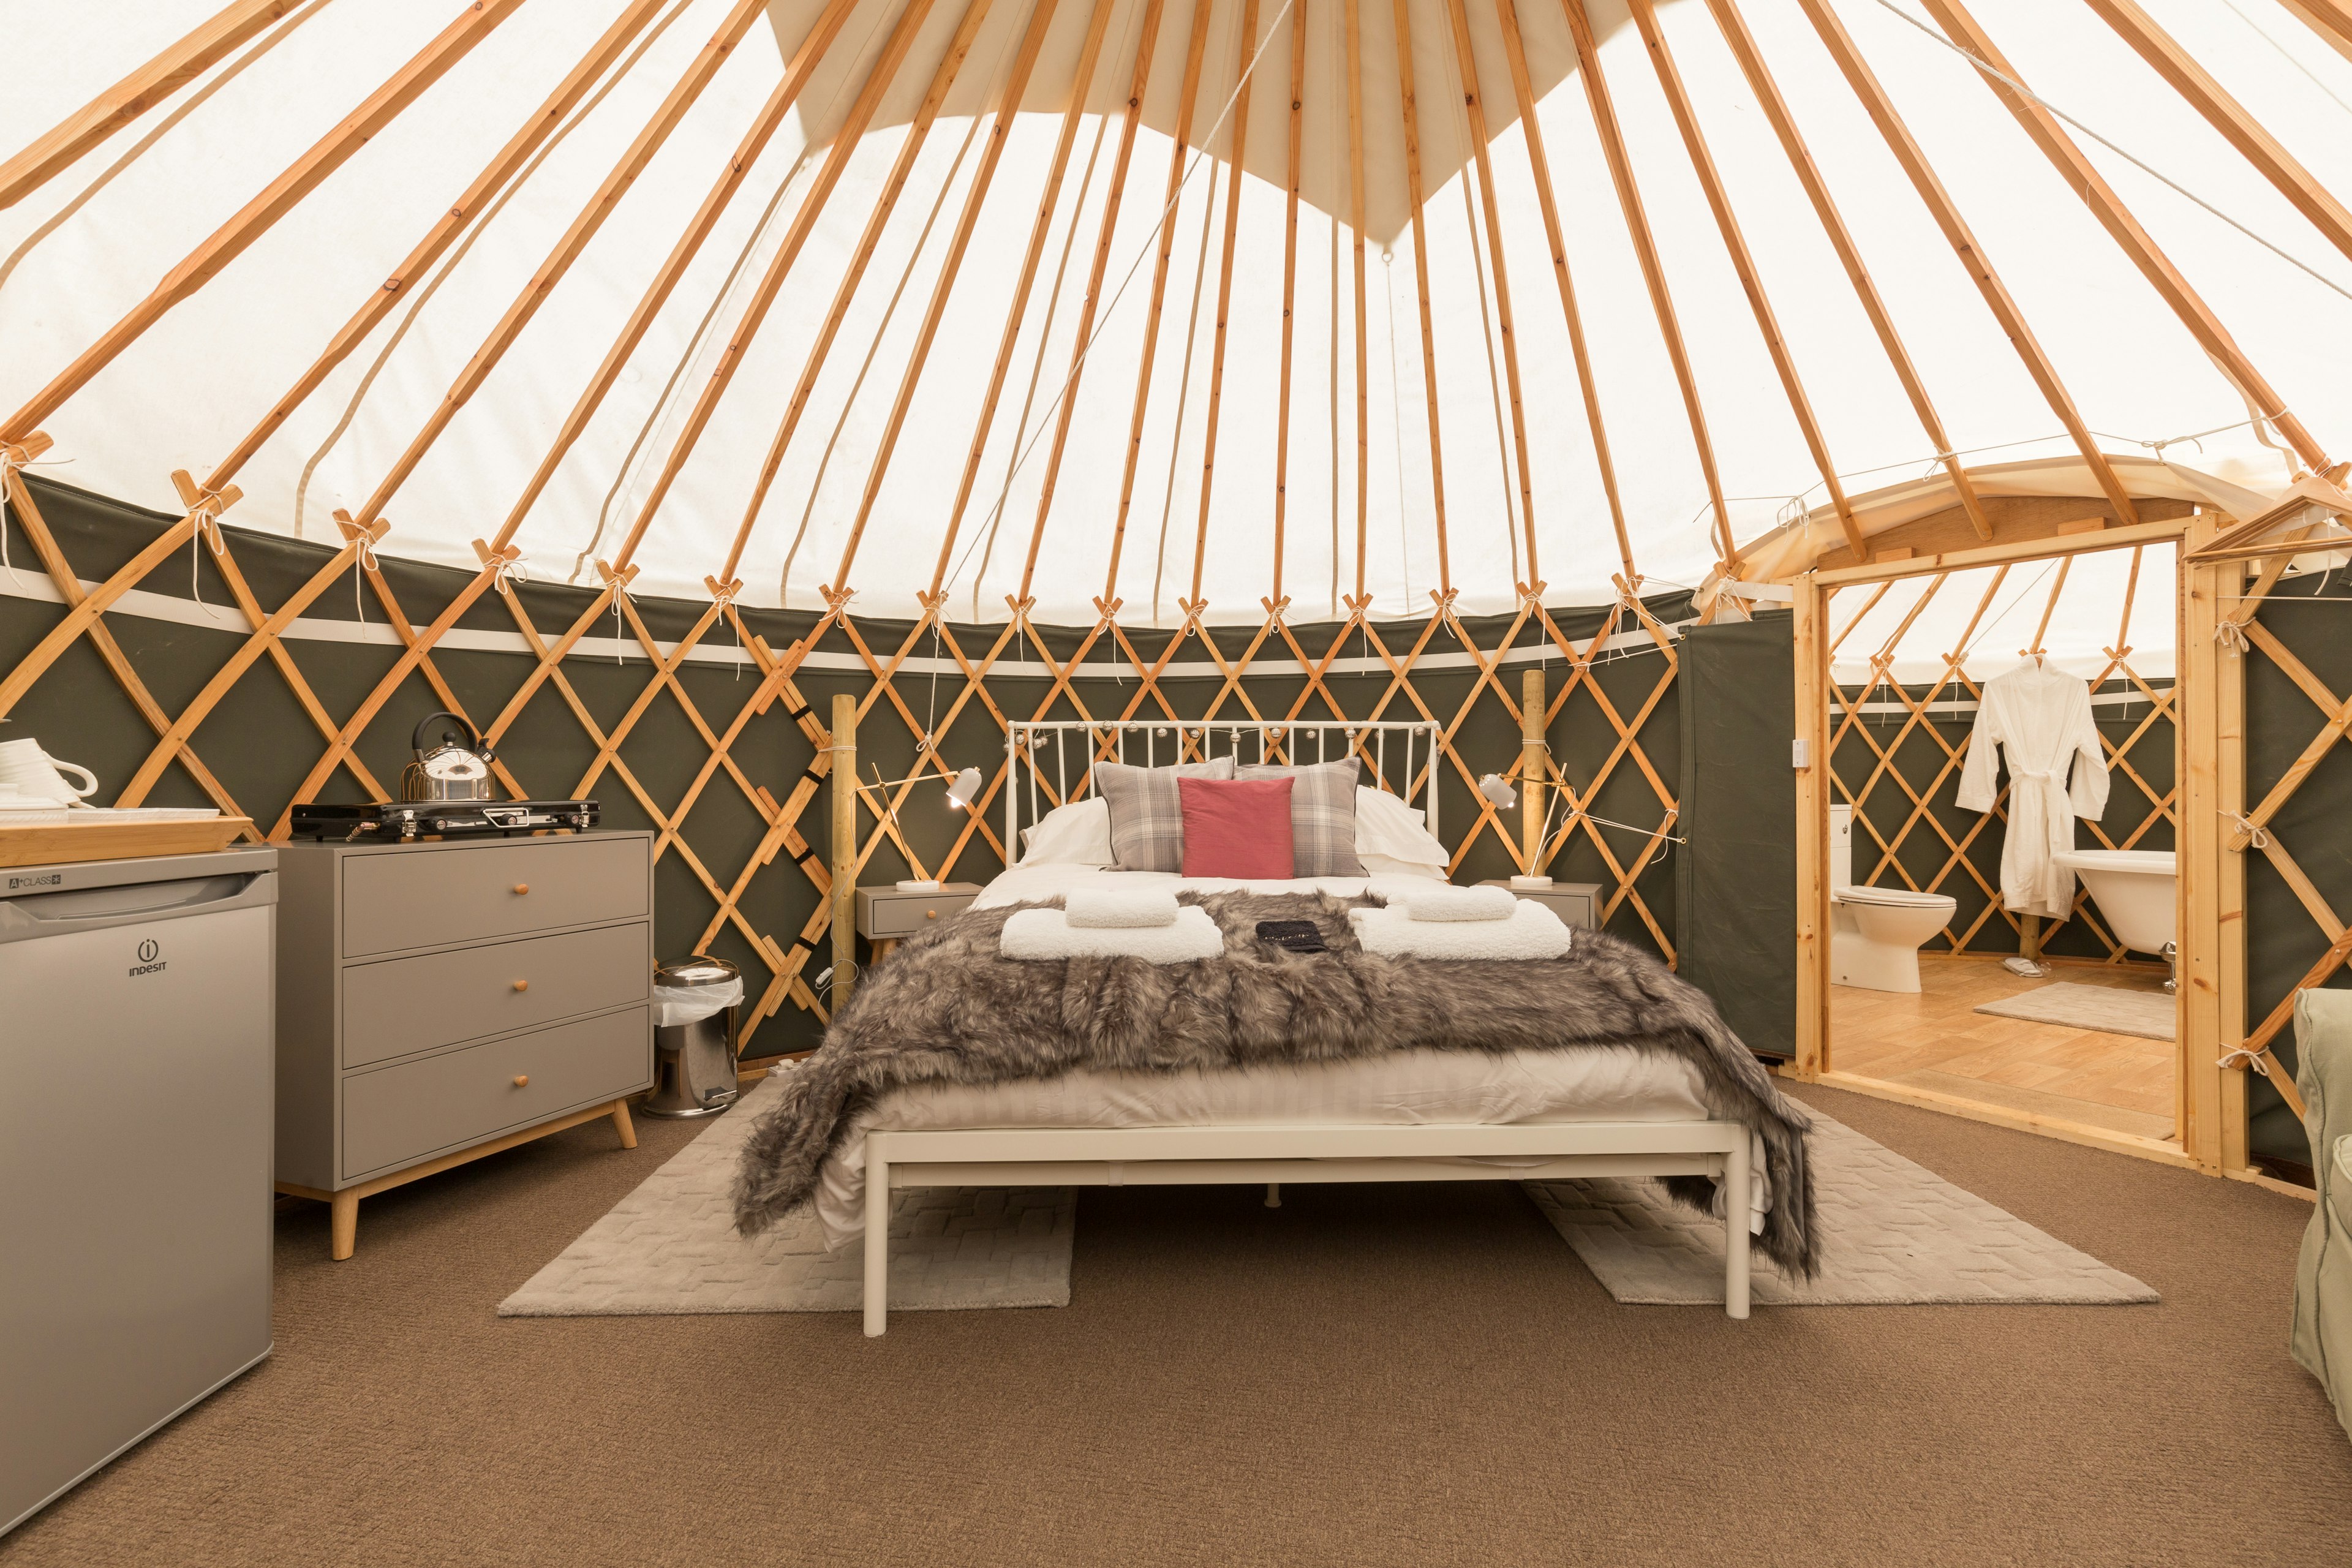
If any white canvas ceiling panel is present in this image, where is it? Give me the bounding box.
[4,0,2351,655]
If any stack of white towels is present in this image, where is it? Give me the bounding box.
[1348,884,1574,960]
[1001,888,1226,962]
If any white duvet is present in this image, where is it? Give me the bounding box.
[805,867,1770,1250]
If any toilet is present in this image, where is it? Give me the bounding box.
[1829,805,1958,993]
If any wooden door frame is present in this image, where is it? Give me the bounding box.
[1787,513,2243,1174]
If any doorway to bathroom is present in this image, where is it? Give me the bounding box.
[1789,518,2198,1164]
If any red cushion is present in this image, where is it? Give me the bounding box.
[1177,776,1296,880]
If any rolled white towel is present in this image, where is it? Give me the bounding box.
[1349,901,1572,959]
[1393,884,1517,922]
[1064,887,1181,928]
[1001,906,1226,963]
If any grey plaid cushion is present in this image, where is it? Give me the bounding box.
[1236,756,1364,876]
[1092,757,1235,872]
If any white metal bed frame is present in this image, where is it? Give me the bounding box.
[1003,718,1443,850]
[854,720,1757,1336]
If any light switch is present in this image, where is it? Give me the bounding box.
[1792,738,1809,769]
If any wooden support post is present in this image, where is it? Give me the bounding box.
[2215,548,2250,1169]
[2178,515,2226,1168]
[1522,665,1545,876]
[2019,913,2041,965]
[1793,575,1830,1078]
[832,693,858,1019]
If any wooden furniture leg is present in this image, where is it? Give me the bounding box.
[609,1097,638,1149]
[329,1189,360,1262]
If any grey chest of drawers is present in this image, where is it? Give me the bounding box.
[273,832,654,1258]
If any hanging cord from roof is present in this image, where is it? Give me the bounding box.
[942,0,1303,613]
[1870,0,2352,305]
[2219,0,2352,121]
[773,12,1023,609]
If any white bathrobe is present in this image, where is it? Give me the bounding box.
[1955,663,2110,921]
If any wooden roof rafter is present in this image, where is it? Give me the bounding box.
[1390,0,1455,602]
[829,0,1077,594]
[1698,0,1989,545]
[0,0,301,211]
[493,0,866,554]
[1,0,530,446]
[1438,0,1539,587]
[1097,0,1221,608]
[1016,0,1177,601]
[1624,0,1863,562]
[209,0,679,496]
[926,0,1123,597]
[716,0,1014,584]
[349,0,777,533]
[1562,0,1735,568]
[1269,0,1308,607]
[1345,0,1370,601]
[609,0,957,573]
[1185,0,1272,611]
[1490,0,1633,581]
[2086,0,2352,271]
[1795,0,2142,530]
[1918,0,2332,476]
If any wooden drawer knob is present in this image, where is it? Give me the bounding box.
[926,909,938,920]
[512,1074,529,1088]
[513,883,530,895]
[511,979,529,992]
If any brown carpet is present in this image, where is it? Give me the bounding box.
[4,1082,2346,1567]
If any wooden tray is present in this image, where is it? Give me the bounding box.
[0,816,255,869]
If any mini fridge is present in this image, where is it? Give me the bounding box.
[1,847,277,1538]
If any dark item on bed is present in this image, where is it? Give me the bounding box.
[733,891,1819,1276]
[1254,919,1330,954]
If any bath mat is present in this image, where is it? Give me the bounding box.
[1972,981,2176,1041]
[499,1077,1073,1317]
[1525,1110,2158,1306]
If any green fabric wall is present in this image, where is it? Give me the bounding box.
[2244,574,2352,1170]
[1676,612,1797,1059]
[2,477,1695,1059]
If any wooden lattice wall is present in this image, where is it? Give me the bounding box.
[1829,674,2176,965]
[2240,573,2352,1168]
[0,474,1687,1060]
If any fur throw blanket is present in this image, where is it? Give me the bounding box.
[734,891,1817,1275]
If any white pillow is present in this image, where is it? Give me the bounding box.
[1017,796,1116,865]
[1359,853,1447,881]
[1353,786,1448,866]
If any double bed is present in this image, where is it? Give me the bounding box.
[734,722,1812,1335]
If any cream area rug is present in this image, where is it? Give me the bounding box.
[1972,980,2176,1041]
[1525,1111,2159,1306]
[499,1076,1074,1317]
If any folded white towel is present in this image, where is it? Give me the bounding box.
[1393,884,1518,922]
[1001,905,1226,963]
[1063,887,1181,928]
[1349,900,1572,959]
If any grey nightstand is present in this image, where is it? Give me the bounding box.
[855,881,982,962]
[1479,878,1602,930]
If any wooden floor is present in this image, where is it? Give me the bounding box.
[1831,956,2176,1140]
